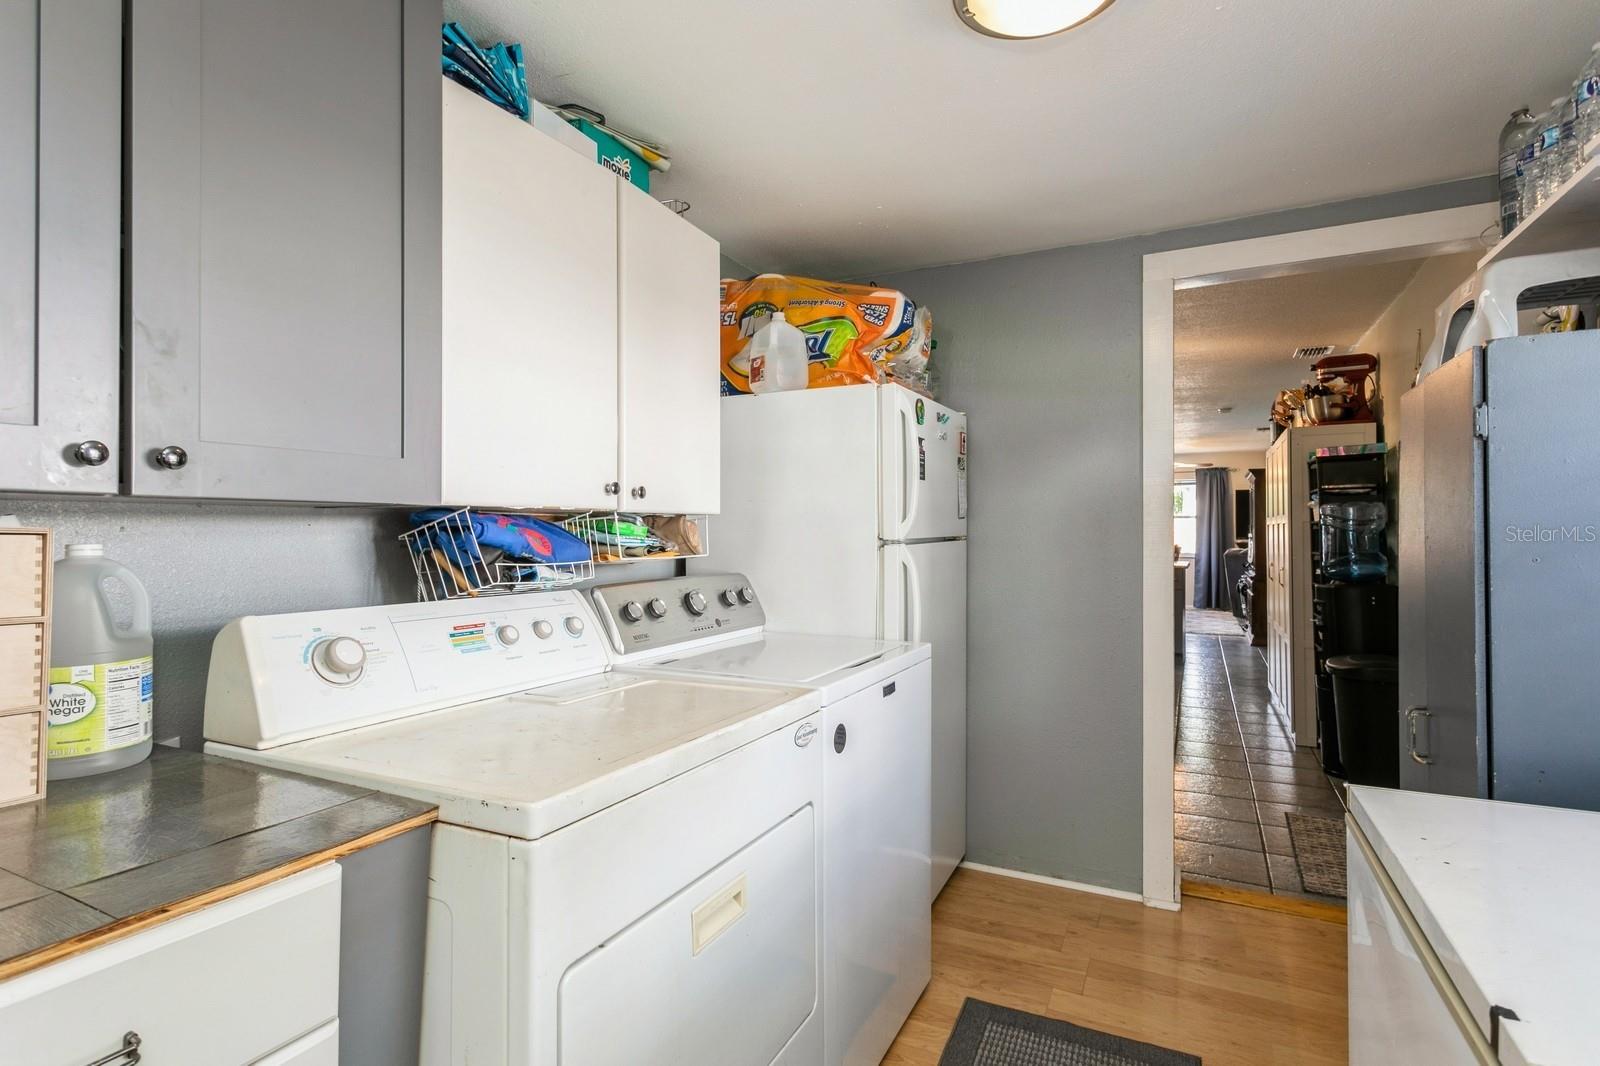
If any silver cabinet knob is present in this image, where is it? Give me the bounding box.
[684,590,708,615]
[154,445,188,470]
[72,440,110,467]
[621,601,645,623]
[631,485,647,499]
[604,482,620,496]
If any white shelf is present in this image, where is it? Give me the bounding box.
[1480,133,1600,269]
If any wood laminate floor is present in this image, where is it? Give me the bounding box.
[883,868,1347,1066]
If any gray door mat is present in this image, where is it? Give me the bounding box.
[1286,810,1347,898]
[938,999,1202,1066]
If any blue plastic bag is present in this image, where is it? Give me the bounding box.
[441,22,528,118]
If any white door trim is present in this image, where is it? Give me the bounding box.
[1139,202,1496,907]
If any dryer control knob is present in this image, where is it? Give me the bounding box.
[621,601,645,624]
[720,588,739,607]
[738,585,756,604]
[646,597,668,619]
[532,620,555,640]
[312,636,366,684]
[496,624,520,646]
[684,590,708,616]
[564,615,585,637]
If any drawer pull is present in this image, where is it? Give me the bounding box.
[84,1032,141,1066]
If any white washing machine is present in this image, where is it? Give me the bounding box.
[592,574,932,1066]
[202,589,825,1066]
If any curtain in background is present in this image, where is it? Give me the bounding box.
[1193,468,1233,609]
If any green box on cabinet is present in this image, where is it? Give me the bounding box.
[567,118,650,192]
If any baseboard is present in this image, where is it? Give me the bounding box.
[958,861,1144,904]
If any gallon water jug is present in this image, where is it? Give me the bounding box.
[748,311,809,394]
[47,544,154,780]
[1318,501,1388,583]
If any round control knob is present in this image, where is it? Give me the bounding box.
[496,624,520,646]
[738,585,756,605]
[685,590,708,616]
[621,601,645,624]
[564,615,585,637]
[720,588,739,607]
[646,597,668,619]
[532,620,554,640]
[312,636,366,684]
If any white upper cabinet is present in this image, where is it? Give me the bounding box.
[442,81,722,515]
[617,181,723,514]
[441,80,620,511]
[0,1,120,494]
[126,0,442,504]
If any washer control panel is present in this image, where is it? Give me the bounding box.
[591,573,764,654]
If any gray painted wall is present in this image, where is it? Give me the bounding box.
[873,176,1494,892]
[2,495,673,753]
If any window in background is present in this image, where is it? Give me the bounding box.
[1173,480,1197,556]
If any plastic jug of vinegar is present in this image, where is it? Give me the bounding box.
[47,544,154,779]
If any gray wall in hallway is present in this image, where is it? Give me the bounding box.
[872,175,1494,892]
[2,496,673,754]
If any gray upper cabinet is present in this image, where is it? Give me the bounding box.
[0,0,121,493]
[127,0,441,504]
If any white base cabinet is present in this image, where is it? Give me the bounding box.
[442,80,722,515]
[0,865,341,1066]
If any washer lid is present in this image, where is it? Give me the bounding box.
[636,632,930,702]
[220,675,819,840]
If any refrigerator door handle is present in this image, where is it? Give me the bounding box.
[1405,706,1433,765]
[900,546,924,644]
[896,397,919,540]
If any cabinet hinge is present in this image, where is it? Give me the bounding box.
[1473,403,1490,441]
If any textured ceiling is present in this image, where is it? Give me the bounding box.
[1172,258,1430,452]
[447,0,1596,276]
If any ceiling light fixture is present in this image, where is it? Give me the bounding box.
[954,0,1117,38]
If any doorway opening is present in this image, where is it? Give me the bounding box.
[1139,203,1497,907]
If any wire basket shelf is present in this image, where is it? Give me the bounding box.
[401,508,709,601]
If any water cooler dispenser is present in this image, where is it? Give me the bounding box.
[1309,447,1398,784]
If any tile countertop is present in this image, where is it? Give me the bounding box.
[1349,786,1600,1066]
[0,748,436,981]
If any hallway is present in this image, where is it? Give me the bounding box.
[1175,616,1347,898]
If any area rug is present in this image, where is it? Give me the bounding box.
[1183,608,1242,637]
[938,999,1201,1065]
[1286,811,1347,898]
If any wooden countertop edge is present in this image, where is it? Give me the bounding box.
[0,806,437,983]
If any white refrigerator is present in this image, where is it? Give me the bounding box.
[697,382,968,895]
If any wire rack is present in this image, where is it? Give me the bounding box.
[401,508,710,600]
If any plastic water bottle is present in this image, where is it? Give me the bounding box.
[1498,107,1536,235]
[1577,42,1600,148]
[47,544,154,780]
[747,311,809,394]
[1541,92,1581,202]
[1523,101,1563,216]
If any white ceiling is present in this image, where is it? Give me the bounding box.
[448,0,1597,277]
[1172,257,1429,452]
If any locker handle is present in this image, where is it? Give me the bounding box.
[690,875,748,955]
[1406,707,1433,765]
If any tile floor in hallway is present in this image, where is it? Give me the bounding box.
[1175,613,1347,898]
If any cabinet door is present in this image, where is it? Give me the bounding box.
[127,0,441,504]
[440,80,619,510]
[617,182,722,513]
[0,0,120,493]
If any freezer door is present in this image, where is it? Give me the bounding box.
[696,386,882,637]
[880,385,968,542]
[1484,333,1600,809]
[883,540,967,896]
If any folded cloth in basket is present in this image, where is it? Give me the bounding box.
[409,510,591,566]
